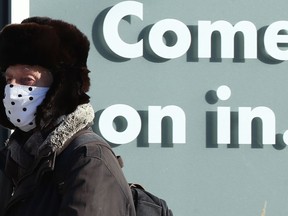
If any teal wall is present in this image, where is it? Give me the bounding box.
[30,1,288,215]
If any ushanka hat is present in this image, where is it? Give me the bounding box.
[0,17,91,131]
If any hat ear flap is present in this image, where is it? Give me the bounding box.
[36,66,90,130]
[80,67,90,93]
[0,76,15,129]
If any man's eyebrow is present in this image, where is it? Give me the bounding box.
[3,70,11,76]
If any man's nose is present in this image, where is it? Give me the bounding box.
[7,79,18,85]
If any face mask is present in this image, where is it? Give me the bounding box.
[3,84,49,132]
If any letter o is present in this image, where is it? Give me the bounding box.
[99,104,141,144]
[149,19,191,59]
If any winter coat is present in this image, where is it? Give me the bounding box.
[0,103,136,216]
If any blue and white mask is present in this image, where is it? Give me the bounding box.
[3,84,49,132]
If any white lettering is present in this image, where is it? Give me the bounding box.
[103,1,288,61]
[217,107,231,144]
[103,1,143,58]
[198,20,257,59]
[264,21,288,60]
[98,104,186,145]
[98,104,142,144]
[148,106,186,144]
[238,107,276,144]
[149,19,191,58]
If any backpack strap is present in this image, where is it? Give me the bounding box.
[56,128,100,155]
[55,129,124,188]
[59,128,124,168]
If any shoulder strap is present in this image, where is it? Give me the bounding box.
[59,128,124,168]
[58,129,124,174]
[57,128,106,154]
[54,129,123,194]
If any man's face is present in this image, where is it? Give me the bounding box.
[4,64,53,87]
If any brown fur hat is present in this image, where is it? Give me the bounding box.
[0,17,91,131]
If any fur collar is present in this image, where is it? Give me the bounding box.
[5,103,94,182]
[37,103,95,156]
[8,103,95,163]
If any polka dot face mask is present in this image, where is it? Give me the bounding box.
[3,84,49,132]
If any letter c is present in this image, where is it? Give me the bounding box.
[103,1,143,58]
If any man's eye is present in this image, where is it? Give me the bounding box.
[21,77,35,85]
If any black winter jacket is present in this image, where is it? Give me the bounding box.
[0,104,136,216]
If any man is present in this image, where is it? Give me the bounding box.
[0,16,136,216]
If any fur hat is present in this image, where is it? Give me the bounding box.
[0,17,91,131]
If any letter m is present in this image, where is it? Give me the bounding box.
[198,20,257,59]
